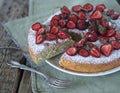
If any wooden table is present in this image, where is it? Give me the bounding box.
[0,0,33,93]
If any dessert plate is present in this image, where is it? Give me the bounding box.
[46,54,120,76]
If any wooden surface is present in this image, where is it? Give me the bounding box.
[0,0,33,93]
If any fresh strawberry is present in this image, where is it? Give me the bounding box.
[98,25,107,36]
[36,35,44,44]
[114,33,120,40]
[106,9,115,16]
[95,4,106,12]
[90,47,101,58]
[66,47,77,56]
[111,40,120,49]
[100,44,113,56]
[67,21,76,29]
[32,22,42,31]
[100,19,109,28]
[111,14,119,20]
[90,10,103,20]
[68,14,78,23]
[58,19,66,28]
[61,6,70,15]
[72,5,82,12]
[106,29,116,37]
[88,25,98,32]
[50,26,59,35]
[77,20,88,30]
[74,38,87,47]
[37,28,46,36]
[85,32,98,42]
[99,36,109,43]
[46,33,57,41]
[58,31,68,39]
[78,48,89,57]
[88,43,97,48]
[50,19,59,27]
[83,3,93,12]
[59,13,68,19]
[78,11,87,20]
[52,15,60,20]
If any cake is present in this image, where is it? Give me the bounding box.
[28,3,120,73]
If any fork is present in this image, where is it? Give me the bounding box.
[7,60,71,88]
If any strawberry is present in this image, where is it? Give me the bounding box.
[111,14,119,20]
[59,13,68,19]
[78,48,89,57]
[58,19,66,28]
[67,21,76,29]
[50,19,59,27]
[90,10,103,20]
[95,4,106,12]
[74,38,87,47]
[106,9,115,16]
[46,33,57,41]
[32,22,42,31]
[36,35,44,44]
[88,43,97,48]
[88,25,98,32]
[61,6,70,15]
[90,47,101,58]
[98,25,107,36]
[58,31,68,39]
[99,36,109,43]
[50,26,59,35]
[68,14,78,23]
[100,44,113,56]
[83,3,93,12]
[111,40,120,49]
[72,5,82,12]
[100,19,109,28]
[78,11,87,20]
[114,33,120,40]
[77,20,88,30]
[37,28,46,36]
[85,32,98,42]
[106,29,116,37]
[66,47,77,56]
[52,15,60,20]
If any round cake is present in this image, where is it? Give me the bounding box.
[28,3,120,73]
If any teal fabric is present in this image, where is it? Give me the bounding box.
[4,0,120,93]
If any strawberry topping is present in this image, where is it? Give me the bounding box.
[72,5,82,12]
[32,22,42,31]
[78,48,89,57]
[66,47,77,56]
[90,47,101,58]
[83,3,93,12]
[58,31,68,39]
[36,35,44,44]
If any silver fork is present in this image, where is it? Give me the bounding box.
[7,60,71,88]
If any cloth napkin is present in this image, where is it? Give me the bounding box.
[3,0,120,93]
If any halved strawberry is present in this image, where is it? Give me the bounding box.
[61,6,70,15]
[66,47,77,56]
[36,35,44,44]
[100,44,113,56]
[68,14,78,23]
[50,26,59,35]
[99,36,109,44]
[98,25,107,36]
[83,3,93,12]
[111,40,120,49]
[78,48,89,57]
[59,13,68,19]
[88,25,98,32]
[78,11,87,20]
[50,19,59,27]
[32,22,42,31]
[74,38,87,47]
[85,32,98,42]
[95,4,106,12]
[106,9,115,16]
[90,10,103,20]
[67,21,76,29]
[58,31,68,39]
[111,14,119,20]
[77,20,88,30]
[106,29,116,37]
[114,33,120,40]
[58,19,66,28]
[90,47,101,58]
[100,19,109,28]
[72,5,82,12]
[46,33,57,41]
[36,28,46,36]
[51,15,60,20]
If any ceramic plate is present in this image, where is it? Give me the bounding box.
[46,54,120,76]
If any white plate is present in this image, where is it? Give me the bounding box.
[46,54,120,77]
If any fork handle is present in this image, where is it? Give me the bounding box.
[8,61,48,80]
